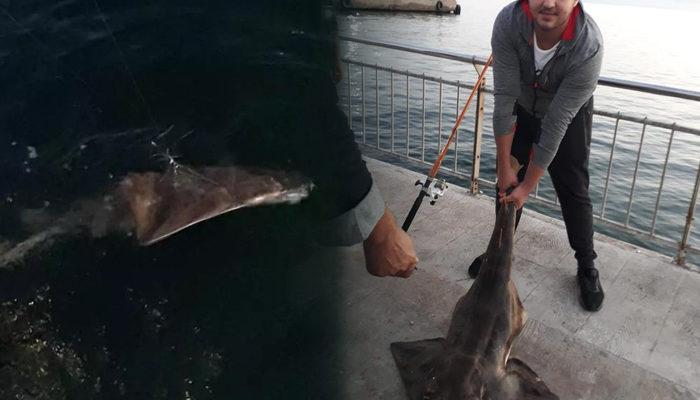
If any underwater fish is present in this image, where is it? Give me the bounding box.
[118,164,313,245]
[1,164,312,270]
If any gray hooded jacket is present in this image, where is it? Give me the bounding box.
[491,0,603,168]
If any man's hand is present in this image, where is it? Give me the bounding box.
[497,166,519,198]
[500,184,531,209]
[363,208,418,278]
[498,154,525,208]
[501,160,545,210]
[495,138,520,198]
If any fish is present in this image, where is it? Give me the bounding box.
[118,163,313,245]
[390,202,558,400]
[0,163,312,271]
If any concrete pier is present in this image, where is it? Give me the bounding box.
[329,157,700,399]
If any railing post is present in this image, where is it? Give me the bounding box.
[347,63,352,129]
[454,82,460,172]
[651,124,675,235]
[361,65,366,143]
[625,118,647,227]
[438,80,443,156]
[406,73,410,157]
[376,65,379,149]
[391,70,395,152]
[601,113,621,218]
[676,158,700,265]
[470,75,486,195]
[421,74,426,162]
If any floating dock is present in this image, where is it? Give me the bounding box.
[340,0,461,14]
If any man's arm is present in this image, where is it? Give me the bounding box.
[495,131,518,193]
[317,177,418,278]
[504,41,603,208]
[532,47,603,169]
[309,39,417,277]
[491,6,524,195]
[501,160,546,209]
[491,6,522,140]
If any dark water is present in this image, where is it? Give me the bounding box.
[0,1,352,398]
[1,207,345,399]
[336,0,700,254]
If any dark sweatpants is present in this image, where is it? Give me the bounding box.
[496,98,597,269]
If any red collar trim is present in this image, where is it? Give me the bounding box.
[561,5,580,41]
[520,0,581,41]
[521,0,534,21]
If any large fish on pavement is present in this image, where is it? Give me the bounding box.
[390,202,558,400]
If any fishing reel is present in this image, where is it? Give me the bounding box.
[414,178,448,205]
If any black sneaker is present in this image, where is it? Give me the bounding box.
[577,267,604,312]
[468,253,486,279]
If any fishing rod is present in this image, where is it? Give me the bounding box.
[402,54,493,232]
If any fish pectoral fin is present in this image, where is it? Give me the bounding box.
[390,338,446,400]
[503,358,559,399]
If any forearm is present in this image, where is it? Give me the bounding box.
[495,128,544,193]
[495,133,515,173]
[316,179,386,246]
[521,163,545,192]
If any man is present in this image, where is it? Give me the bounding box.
[468,0,604,311]
[217,1,418,278]
[305,2,419,278]
[0,0,417,279]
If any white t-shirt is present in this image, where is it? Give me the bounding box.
[533,32,559,74]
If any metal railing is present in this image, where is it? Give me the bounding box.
[339,36,700,268]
